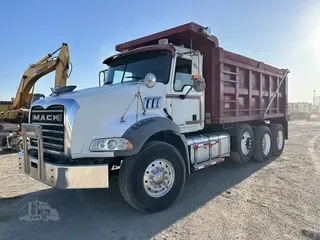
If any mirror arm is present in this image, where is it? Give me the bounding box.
[179,86,193,100]
[99,69,108,86]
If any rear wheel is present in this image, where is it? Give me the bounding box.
[119,140,186,213]
[230,124,254,164]
[252,126,272,162]
[270,124,285,157]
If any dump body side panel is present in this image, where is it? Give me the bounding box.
[206,48,287,124]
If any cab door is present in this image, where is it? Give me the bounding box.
[168,54,204,133]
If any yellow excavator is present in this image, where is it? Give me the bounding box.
[0,43,70,152]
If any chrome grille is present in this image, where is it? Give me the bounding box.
[30,105,64,154]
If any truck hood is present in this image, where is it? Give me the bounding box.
[50,83,140,102]
[31,82,167,155]
[36,82,163,108]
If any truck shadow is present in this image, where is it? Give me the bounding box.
[0,149,16,156]
[1,158,275,240]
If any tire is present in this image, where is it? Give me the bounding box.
[15,140,23,152]
[119,140,186,213]
[41,211,48,222]
[252,126,272,162]
[230,124,254,164]
[270,124,285,157]
[15,140,29,152]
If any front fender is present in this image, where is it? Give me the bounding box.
[115,117,181,157]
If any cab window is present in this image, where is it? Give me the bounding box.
[112,70,133,84]
[173,58,193,92]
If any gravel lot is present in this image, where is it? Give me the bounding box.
[0,120,320,240]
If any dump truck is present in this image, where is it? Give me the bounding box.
[19,200,59,222]
[18,22,289,213]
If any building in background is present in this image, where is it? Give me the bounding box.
[288,102,312,119]
[312,96,320,115]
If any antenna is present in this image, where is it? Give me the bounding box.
[192,0,196,22]
[190,0,196,55]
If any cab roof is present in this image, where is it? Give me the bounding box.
[115,22,219,52]
[103,22,219,65]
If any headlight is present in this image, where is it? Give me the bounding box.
[90,138,133,152]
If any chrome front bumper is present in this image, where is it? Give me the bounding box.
[18,124,109,189]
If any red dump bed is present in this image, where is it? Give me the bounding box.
[116,22,288,124]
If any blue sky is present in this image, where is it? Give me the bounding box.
[0,0,319,102]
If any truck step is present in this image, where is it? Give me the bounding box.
[194,158,224,171]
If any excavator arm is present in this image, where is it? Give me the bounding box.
[12,43,70,109]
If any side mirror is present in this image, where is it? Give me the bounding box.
[193,78,206,92]
[144,73,156,88]
[191,52,200,76]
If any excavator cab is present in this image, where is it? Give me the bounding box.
[32,93,45,104]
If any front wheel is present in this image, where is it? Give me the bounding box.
[119,140,186,213]
[41,211,48,222]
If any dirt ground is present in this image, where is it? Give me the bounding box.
[0,120,320,240]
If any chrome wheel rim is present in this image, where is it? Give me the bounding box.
[143,158,175,198]
[277,130,284,150]
[20,141,29,152]
[262,133,271,156]
[19,142,23,152]
[241,132,251,155]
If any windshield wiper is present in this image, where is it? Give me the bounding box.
[103,81,112,85]
[125,76,143,80]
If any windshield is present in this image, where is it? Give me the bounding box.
[105,50,172,85]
